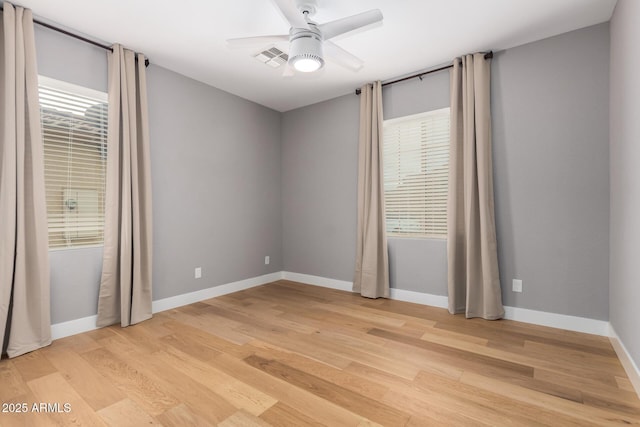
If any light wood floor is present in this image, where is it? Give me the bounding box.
[1,280,639,426]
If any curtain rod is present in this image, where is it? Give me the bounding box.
[355,51,493,95]
[0,5,150,67]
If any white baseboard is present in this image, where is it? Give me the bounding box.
[609,325,640,399]
[282,271,609,337]
[50,271,283,340]
[51,314,99,340]
[389,287,449,309]
[281,271,352,291]
[152,271,283,313]
[503,306,610,336]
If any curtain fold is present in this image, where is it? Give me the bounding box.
[0,3,51,357]
[96,44,152,328]
[353,81,389,299]
[447,53,504,320]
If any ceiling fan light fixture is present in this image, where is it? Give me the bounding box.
[226,2,383,76]
[292,56,323,72]
[288,33,324,73]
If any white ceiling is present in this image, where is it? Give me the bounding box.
[15,0,617,112]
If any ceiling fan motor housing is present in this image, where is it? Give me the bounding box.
[288,26,324,71]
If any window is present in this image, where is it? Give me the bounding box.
[39,76,108,249]
[383,108,450,238]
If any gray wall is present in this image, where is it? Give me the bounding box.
[493,23,609,319]
[282,94,359,280]
[609,0,640,366]
[148,66,282,300]
[36,27,283,323]
[282,23,610,320]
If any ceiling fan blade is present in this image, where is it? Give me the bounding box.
[226,35,289,48]
[271,0,309,29]
[324,41,364,71]
[319,9,383,40]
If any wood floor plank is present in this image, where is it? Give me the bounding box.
[382,387,495,426]
[42,347,125,411]
[83,326,119,342]
[154,346,277,416]
[523,340,626,374]
[47,332,102,354]
[1,280,637,426]
[97,398,161,426]
[212,353,374,426]
[369,327,535,379]
[161,319,252,359]
[275,304,379,335]
[98,335,238,424]
[226,321,354,370]
[135,312,174,338]
[165,307,254,345]
[155,403,214,427]
[413,369,590,426]
[311,301,407,328]
[218,409,273,427]
[417,323,625,387]
[0,391,58,427]
[616,376,637,393]
[0,360,29,402]
[534,367,640,406]
[244,354,411,426]
[79,347,179,417]
[159,332,222,362]
[461,371,640,425]
[478,317,615,352]
[12,351,57,383]
[259,402,325,427]
[437,319,616,358]
[247,339,390,401]
[205,297,318,334]
[27,372,108,426]
[105,324,167,354]
[581,392,640,417]
[296,330,422,379]
[420,321,490,346]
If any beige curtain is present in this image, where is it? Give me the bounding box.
[353,81,389,299]
[96,44,152,327]
[447,53,504,319]
[0,3,51,357]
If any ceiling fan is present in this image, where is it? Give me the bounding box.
[226,0,383,74]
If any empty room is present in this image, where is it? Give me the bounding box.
[1,0,639,425]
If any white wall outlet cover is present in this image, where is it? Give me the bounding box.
[265,256,270,265]
[195,267,202,279]
[512,279,523,293]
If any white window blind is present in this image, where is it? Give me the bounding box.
[383,108,450,238]
[39,76,108,249]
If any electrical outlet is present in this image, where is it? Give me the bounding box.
[264,256,270,265]
[195,267,202,279]
[512,279,522,293]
